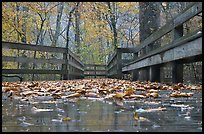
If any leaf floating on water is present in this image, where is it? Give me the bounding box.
[85,92,99,98]
[145,107,166,112]
[19,121,34,127]
[170,91,193,97]
[62,117,72,121]
[170,104,189,108]
[66,92,81,98]
[52,119,62,122]
[135,108,146,113]
[32,106,54,112]
[138,117,148,121]
[133,112,148,121]
[134,112,139,121]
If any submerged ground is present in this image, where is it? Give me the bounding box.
[2,78,202,132]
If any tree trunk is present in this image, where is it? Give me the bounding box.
[51,2,64,47]
[139,2,160,42]
[107,2,118,49]
[75,6,80,55]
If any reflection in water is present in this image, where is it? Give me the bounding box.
[2,90,202,132]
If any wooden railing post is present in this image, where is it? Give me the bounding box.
[62,52,68,80]
[94,65,96,78]
[171,24,184,83]
[116,49,122,79]
[150,65,161,82]
[132,52,139,81]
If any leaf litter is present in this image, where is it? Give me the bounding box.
[2,78,201,122]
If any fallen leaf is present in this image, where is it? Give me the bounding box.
[134,112,139,120]
[66,92,81,98]
[2,87,20,92]
[114,92,125,100]
[27,82,38,88]
[145,107,166,112]
[150,92,159,98]
[170,91,193,97]
[62,117,72,121]
[85,92,100,98]
[124,88,134,96]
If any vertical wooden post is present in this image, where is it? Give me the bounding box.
[116,49,122,79]
[62,52,68,80]
[146,67,150,81]
[172,61,183,83]
[171,24,183,83]
[132,52,139,81]
[150,65,160,82]
[94,65,96,78]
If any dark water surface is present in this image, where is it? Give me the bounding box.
[2,90,202,132]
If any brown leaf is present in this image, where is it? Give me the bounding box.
[148,89,158,93]
[85,92,99,98]
[66,92,81,98]
[124,88,134,96]
[114,92,125,100]
[150,92,159,98]
[170,91,193,97]
[27,83,38,88]
[134,112,139,121]
[3,87,20,92]
[130,94,146,99]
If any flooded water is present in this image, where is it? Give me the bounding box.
[2,90,202,132]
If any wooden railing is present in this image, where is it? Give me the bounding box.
[2,41,84,80]
[107,2,202,82]
[84,64,107,78]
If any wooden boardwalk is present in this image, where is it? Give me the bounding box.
[2,2,202,83]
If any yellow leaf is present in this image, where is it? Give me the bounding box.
[62,117,72,121]
[124,88,134,96]
[134,112,139,121]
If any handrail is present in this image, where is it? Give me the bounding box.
[106,2,202,79]
[2,41,84,80]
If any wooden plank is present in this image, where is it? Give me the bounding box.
[84,69,106,72]
[125,29,202,66]
[69,72,84,76]
[2,69,66,74]
[2,41,67,53]
[117,47,140,53]
[122,37,202,71]
[84,74,106,76]
[2,41,84,67]
[68,50,84,66]
[107,51,117,65]
[2,56,65,65]
[141,2,202,51]
[84,64,106,67]
[68,61,84,71]
[173,2,202,27]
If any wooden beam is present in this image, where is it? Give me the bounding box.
[125,30,202,67]
[2,69,66,74]
[2,41,67,53]
[122,36,202,71]
[2,56,65,65]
